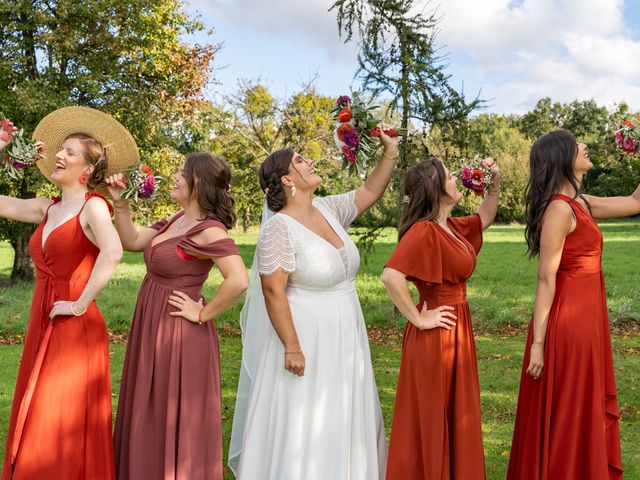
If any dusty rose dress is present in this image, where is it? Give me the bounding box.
[113,212,240,480]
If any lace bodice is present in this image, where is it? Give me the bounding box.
[256,191,360,290]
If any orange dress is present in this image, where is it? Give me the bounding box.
[385,214,485,480]
[1,193,115,480]
[507,194,623,479]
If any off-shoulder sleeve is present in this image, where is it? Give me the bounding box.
[256,215,296,275]
[177,237,240,260]
[314,190,358,229]
[449,213,483,254]
[150,218,169,231]
[385,221,443,284]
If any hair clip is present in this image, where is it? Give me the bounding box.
[402,194,410,205]
[263,187,270,198]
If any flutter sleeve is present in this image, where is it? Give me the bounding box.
[448,213,483,254]
[385,221,443,284]
[314,190,358,229]
[256,215,296,276]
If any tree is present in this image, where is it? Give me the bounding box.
[0,0,217,280]
[331,0,481,189]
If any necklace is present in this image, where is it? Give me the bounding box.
[176,213,199,232]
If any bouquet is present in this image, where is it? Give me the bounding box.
[332,92,402,175]
[458,157,494,196]
[614,120,639,155]
[121,162,161,201]
[1,114,45,179]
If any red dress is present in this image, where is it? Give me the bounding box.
[385,214,486,480]
[1,193,115,480]
[113,213,240,480]
[507,194,623,479]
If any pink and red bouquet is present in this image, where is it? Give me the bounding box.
[122,162,161,201]
[459,158,494,196]
[1,114,45,180]
[614,120,639,155]
[332,92,403,175]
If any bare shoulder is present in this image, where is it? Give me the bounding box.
[541,199,574,234]
[191,226,229,245]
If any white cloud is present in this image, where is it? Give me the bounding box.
[187,0,640,113]
[436,0,640,112]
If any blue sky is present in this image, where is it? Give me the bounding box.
[187,0,640,114]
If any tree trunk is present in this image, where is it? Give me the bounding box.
[243,206,250,233]
[10,224,36,282]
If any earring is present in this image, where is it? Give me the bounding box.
[79,173,89,185]
[290,185,297,198]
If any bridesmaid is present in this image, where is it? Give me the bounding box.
[0,107,133,479]
[381,156,500,479]
[507,130,636,479]
[108,152,248,480]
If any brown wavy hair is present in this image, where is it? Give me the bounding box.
[524,130,589,258]
[259,148,295,212]
[398,157,448,239]
[66,133,108,190]
[183,152,237,229]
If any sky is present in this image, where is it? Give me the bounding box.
[186,0,640,115]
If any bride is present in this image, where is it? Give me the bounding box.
[229,126,398,479]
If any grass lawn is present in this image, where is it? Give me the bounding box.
[0,220,639,478]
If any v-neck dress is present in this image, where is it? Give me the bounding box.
[2,193,115,480]
[229,191,387,480]
[113,212,240,480]
[384,214,486,480]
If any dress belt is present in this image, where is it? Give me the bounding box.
[286,279,356,297]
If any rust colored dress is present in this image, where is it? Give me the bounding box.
[1,193,115,480]
[113,212,240,480]
[507,195,623,479]
[385,214,486,480]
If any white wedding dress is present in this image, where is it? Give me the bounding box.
[229,190,387,480]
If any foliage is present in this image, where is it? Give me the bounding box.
[0,0,218,279]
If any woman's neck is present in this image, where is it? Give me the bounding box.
[435,202,455,225]
[181,201,204,222]
[280,189,314,217]
[558,176,583,198]
[60,184,89,205]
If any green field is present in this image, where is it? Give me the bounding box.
[0,221,639,478]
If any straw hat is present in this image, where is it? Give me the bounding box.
[32,106,139,182]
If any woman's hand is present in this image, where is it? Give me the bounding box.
[0,120,18,151]
[105,173,128,202]
[480,156,501,185]
[413,302,457,330]
[526,342,544,379]
[377,123,399,158]
[284,351,305,377]
[49,300,85,319]
[168,290,205,323]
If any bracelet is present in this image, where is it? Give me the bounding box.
[197,308,206,325]
[284,350,302,355]
[382,152,399,161]
[70,302,88,316]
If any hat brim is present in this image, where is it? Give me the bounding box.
[32,106,139,184]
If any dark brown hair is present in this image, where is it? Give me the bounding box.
[66,133,108,189]
[398,157,448,239]
[524,130,589,257]
[183,152,237,229]
[259,148,295,212]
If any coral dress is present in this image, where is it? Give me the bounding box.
[1,193,115,480]
[507,194,623,479]
[113,212,240,480]
[384,214,486,480]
